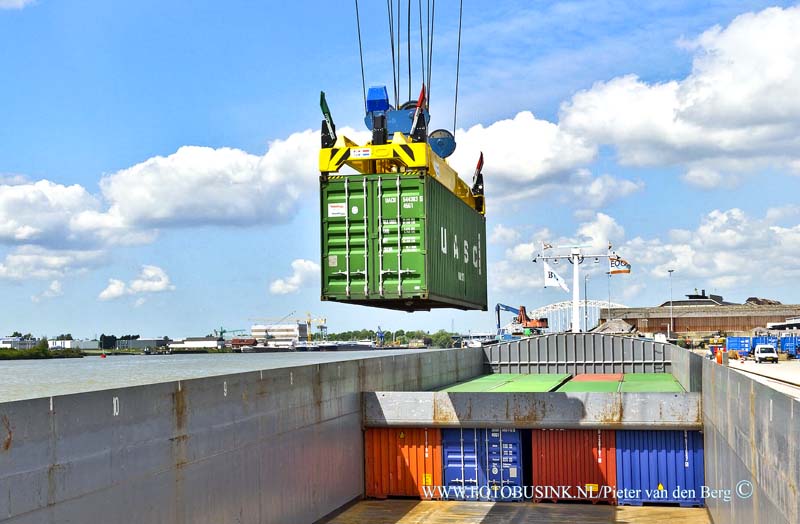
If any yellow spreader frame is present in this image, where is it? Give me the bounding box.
[319,131,483,215]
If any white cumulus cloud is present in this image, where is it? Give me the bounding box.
[559,5,800,178]
[98,265,175,301]
[0,0,35,9]
[489,224,520,245]
[270,259,320,295]
[31,280,63,303]
[448,111,596,198]
[0,246,105,280]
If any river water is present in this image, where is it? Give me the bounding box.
[0,349,435,402]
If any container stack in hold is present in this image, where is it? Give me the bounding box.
[531,429,617,504]
[364,428,443,499]
[616,430,705,507]
[442,428,523,501]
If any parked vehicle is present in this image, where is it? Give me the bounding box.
[754,344,779,364]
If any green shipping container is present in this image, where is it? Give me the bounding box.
[320,172,488,311]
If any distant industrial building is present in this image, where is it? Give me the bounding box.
[251,323,309,348]
[115,338,171,351]
[168,337,224,352]
[0,337,38,350]
[48,339,100,350]
[601,290,800,337]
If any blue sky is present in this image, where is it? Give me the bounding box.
[2,1,800,338]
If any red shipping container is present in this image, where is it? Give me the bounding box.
[364,428,443,499]
[532,429,617,504]
[571,374,623,382]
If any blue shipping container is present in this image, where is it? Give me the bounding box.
[781,337,797,358]
[442,428,523,501]
[616,430,704,507]
[726,337,751,357]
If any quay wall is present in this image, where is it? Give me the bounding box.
[0,348,484,524]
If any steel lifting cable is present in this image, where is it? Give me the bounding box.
[427,0,436,107]
[387,0,398,107]
[397,0,402,107]
[453,0,463,134]
[407,0,412,101]
[418,0,425,87]
[354,0,367,111]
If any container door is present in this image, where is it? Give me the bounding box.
[374,174,426,299]
[615,430,704,507]
[484,429,522,501]
[442,428,482,500]
[321,176,372,299]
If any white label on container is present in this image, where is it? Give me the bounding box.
[328,203,346,217]
[328,255,338,267]
[351,148,371,158]
[351,205,359,215]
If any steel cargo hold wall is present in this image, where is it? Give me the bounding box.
[616,430,704,507]
[442,428,523,501]
[532,429,617,504]
[320,173,487,311]
[364,428,443,499]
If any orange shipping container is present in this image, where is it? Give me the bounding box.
[364,428,443,499]
[532,429,617,505]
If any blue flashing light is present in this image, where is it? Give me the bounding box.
[366,85,390,113]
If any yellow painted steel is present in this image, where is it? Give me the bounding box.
[319,132,482,214]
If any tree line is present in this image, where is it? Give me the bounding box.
[319,329,455,348]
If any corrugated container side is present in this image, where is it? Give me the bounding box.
[442,428,523,501]
[320,173,487,311]
[532,429,617,504]
[425,175,488,309]
[726,336,751,357]
[616,430,704,507]
[364,428,442,499]
[780,336,797,357]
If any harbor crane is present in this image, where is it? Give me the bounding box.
[495,304,549,335]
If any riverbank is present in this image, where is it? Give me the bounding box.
[0,348,84,360]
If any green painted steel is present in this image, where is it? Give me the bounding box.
[556,381,622,393]
[439,374,570,393]
[619,381,685,393]
[320,173,487,311]
[488,374,570,392]
[622,373,677,382]
[440,380,511,393]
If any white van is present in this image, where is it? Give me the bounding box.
[754,344,779,364]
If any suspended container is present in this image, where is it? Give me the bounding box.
[616,430,705,507]
[364,428,443,499]
[319,84,487,313]
[532,429,617,505]
[320,172,487,312]
[442,428,523,501]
